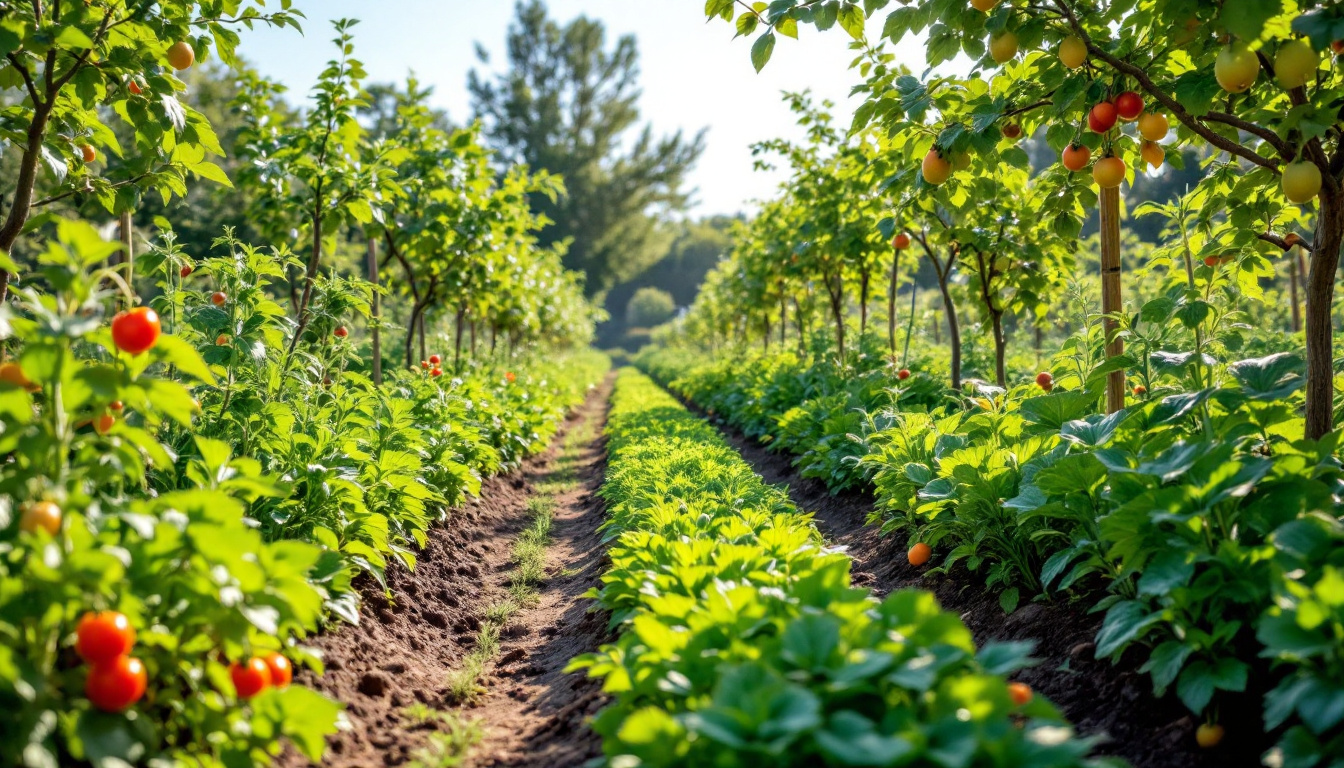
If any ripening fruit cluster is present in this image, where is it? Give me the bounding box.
[229,653,292,700]
[923,6,1328,206]
[76,611,147,712]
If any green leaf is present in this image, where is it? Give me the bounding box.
[1141,641,1193,696]
[815,711,914,765]
[837,3,865,39]
[1096,600,1163,659]
[751,32,776,72]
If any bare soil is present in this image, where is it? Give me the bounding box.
[704,413,1267,768]
[280,375,613,768]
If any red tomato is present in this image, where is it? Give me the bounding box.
[86,656,147,712]
[505,371,515,383]
[429,354,441,365]
[110,400,124,412]
[431,368,443,378]
[893,233,911,250]
[95,413,116,435]
[1035,371,1053,389]
[421,361,430,369]
[897,368,911,380]
[216,334,229,346]
[76,611,136,665]
[1001,122,1022,139]
[180,264,193,278]
[211,292,227,307]
[262,653,292,689]
[1115,91,1144,120]
[1133,385,1147,396]
[334,326,348,338]
[230,657,272,699]
[1009,682,1033,706]
[128,79,143,96]
[80,144,97,163]
[110,307,161,355]
[1088,101,1118,133]
[1203,255,1220,267]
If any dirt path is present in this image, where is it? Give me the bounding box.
[699,411,1261,768]
[282,375,613,768]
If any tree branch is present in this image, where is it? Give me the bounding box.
[1050,0,1281,174]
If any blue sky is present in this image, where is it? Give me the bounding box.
[240,1,889,216]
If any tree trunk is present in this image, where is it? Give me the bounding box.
[470,319,477,357]
[119,211,134,304]
[453,306,465,372]
[1305,191,1343,439]
[0,102,54,303]
[367,238,382,385]
[763,316,771,351]
[991,310,1007,388]
[1099,186,1125,413]
[902,283,918,367]
[1289,252,1302,334]
[418,312,427,363]
[887,250,900,356]
[826,273,846,362]
[859,269,871,337]
[287,195,325,358]
[1034,323,1043,368]
[937,276,962,390]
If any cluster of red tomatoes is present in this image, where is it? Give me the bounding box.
[419,354,444,377]
[74,610,291,712]
[76,612,147,712]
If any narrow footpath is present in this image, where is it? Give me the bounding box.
[283,374,614,768]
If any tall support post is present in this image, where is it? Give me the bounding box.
[1099,186,1124,414]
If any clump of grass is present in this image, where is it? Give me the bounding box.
[401,706,483,768]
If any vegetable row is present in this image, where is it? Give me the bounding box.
[637,344,1344,766]
[569,368,1113,768]
[0,220,608,768]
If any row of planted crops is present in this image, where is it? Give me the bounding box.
[627,2,1344,765]
[0,2,611,765]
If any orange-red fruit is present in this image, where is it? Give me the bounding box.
[1138,113,1169,142]
[1088,101,1118,133]
[128,79,143,96]
[897,368,911,380]
[110,400,124,412]
[76,611,136,665]
[20,501,62,536]
[1141,141,1165,170]
[110,307,161,356]
[95,413,116,435]
[922,150,952,185]
[211,291,227,307]
[166,41,195,71]
[431,368,443,378]
[1203,255,1220,267]
[230,658,272,699]
[1133,385,1147,396]
[216,334,229,346]
[80,144,97,164]
[1196,723,1225,748]
[0,361,35,390]
[1115,91,1144,121]
[1035,371,1053,389]
[908,542,932,566]
[1284,233,1303,248]
[893,233,911,250]
[86,656,147,712]
[180,264,193,278]
[262,653,292,689]
[1333,40,1344,55]
[1093,156,1126,189]
[1002,122,1022,139]
[334,326,348,338]
[429,354,441,365]
[1009,682,1033,706]
[1061,144,1091,172]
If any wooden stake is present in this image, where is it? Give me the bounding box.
[1099,185,1124,413]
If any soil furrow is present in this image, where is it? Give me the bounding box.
[697,409,1253,768]
[280,375,613,768]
